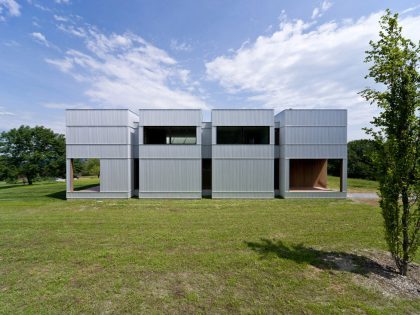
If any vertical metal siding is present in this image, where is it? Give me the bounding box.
[66,127,129,144]
[139,159,201,192]
[139,109,202,126]
[212,109,274,126]
[100,159,129,192]
[66,109,130,126]
[66,109,139,198]
[213,159,273,192]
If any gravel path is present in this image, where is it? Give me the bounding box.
[348,193,379,199]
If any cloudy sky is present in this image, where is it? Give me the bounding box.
[0,0,419,139]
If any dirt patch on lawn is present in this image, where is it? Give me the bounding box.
[322,250,420,299]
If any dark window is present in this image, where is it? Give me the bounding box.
[274,158,279,190]
[275,128,280,145]
[144,126,196,144]
[202,159,212,190]
[134,158,139,190]
[216,127,242,144]
[216,126,269,144]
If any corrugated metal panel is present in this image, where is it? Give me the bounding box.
[274,146,280,158]
[281,109,347,126]
[67,145,130,158]
[341,159,348,192]
[212,192,274,199]
[130,128,139,145]
[66,109,130,126]
[212,109,274,126]
[128,111,140,128]
[139,109,202,126]
[67,192,131,199]
[279,158,289,196]
[212,145,274,159]
[202,145,212,158]
[282,191,346,198]
[100,159,129,192]
[282,126,347,144]
[139,192,201,198]
[66,159,72,191]
[139,159,201,194]
[212,159,274,193]
[132,145,139,158]
[201,125,212,145]
[66,127,129,144]
[280,144,347,158]
[139,145,201,158]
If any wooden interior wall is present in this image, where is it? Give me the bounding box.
[69,159,74,192]
[289,159,327,189]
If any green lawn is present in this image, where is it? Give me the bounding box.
[0,178,418,314]
[328,176,378,193]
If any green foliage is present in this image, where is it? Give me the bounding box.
[83,159,100,177]
[360,9,420,275]
[0,125,65,185]
[348,140,377,180]
[328,140,376,180]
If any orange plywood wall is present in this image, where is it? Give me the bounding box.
[289,159,327,190]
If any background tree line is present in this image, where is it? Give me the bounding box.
[0,126,99,184]
[0,125,379,185]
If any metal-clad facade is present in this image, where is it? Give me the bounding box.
[66,109,134,126]
[212,109,274,199]
[275,109,347,198]
[139,109,202,126]
[66,109,138,199]
[100,159,130,192]
[212,109,274,126]
[201,122,212,159]
[66,108,347,200]
[138,109,202,199]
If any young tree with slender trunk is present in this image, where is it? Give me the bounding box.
[360,9,420,276]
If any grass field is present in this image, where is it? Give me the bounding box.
[0,177,418,314]
[328,176,378,193]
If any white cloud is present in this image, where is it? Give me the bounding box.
[206,11,420,139]
[312,0,333,19]
[401,4,420,14]
[53,14,68,22]
[0,0,21,20]
[0,110,65,133]
[170,39,192,52]
[42,102,91,110]
[57,24,86,37]
[47,27,208,110]
[55,0,70,4]
[3,39,19,47]
[30,32,50,47]
[0,110,15,116]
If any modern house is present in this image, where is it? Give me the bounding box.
[66,108,347,199]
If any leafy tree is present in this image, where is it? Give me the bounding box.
[0,126,66,185]
[360,10,420,275]
[328,140,376,180]
[347,140,376,180]
[83,159,100,177]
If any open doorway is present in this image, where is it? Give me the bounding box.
[289,159,343,192]
[69,158,100,192]
[202,159,212,197]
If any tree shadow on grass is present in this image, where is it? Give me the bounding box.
[245,238,397,279]
[47,184,100,200]
[0,184,25,190]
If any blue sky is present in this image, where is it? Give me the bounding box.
[0,0,419,139]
